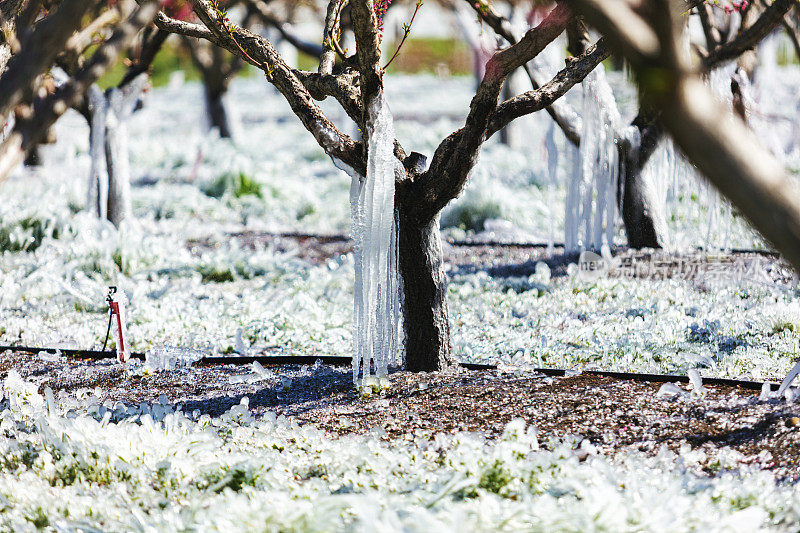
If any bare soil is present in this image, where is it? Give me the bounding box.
[188,231,793,286]
[3,350,800,482]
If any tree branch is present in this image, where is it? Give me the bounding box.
[244,0,324,58]
[703,0,793,68]
[319,0,347,75]
[486,38,610,137]
[461,0,583,146]
[0,0,160,182]
[412,3,572,222]
[187,0,364,174]
[0,0,99,120]
[349,0,382,113]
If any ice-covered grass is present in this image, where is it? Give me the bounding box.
[0,370,799,531]
[0,74,799,380]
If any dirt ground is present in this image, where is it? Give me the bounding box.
[3,350,799,482]
[188,231,794,286]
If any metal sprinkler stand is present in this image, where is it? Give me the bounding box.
[105,287,130,364]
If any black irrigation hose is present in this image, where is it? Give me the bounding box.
[0,345,780,392]
[240,232,782,257]
[0,346,146,360]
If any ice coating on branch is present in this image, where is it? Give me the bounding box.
[565,68,620,252]
[350,90,401,385]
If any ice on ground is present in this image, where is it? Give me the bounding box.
[144,345,204,371]
[776,361,800,399]
[0,370,796,531]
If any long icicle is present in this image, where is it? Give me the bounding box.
[350,89,400,386]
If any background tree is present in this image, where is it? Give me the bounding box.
[566,0,800,272]
[0,0,165,183]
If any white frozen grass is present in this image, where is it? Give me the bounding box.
[1,370,800,531]
[0,74,798,380]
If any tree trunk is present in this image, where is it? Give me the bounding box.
[22,125,55,166]
[618,122,667,249]
[87,85,109,219]
[104,75,147,227]
[397,208,455,372]
[23,144,40,166]
[203,83,232,139]
[104,106,132,228]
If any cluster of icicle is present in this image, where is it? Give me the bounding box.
[564,68,621,253]
[349,90,401,386]
[637,64,751,252]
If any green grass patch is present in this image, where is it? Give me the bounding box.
[202,171,263,200]
[386,37,472,75]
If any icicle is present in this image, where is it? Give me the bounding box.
[564,142,581,252]
[565,68,620,253]
[105,75,147,227]
[349,89,401,386]
[87,85,109,219]
[545,123,558,254]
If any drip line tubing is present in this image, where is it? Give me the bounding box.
[0,345,779,392]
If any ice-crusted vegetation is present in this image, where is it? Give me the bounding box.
[0,76,798,379]
[0,370,798,531]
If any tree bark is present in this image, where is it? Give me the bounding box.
[202,75,232,138]
[618,120,666,249]
[23,145,40,166]
[397,207,455,372]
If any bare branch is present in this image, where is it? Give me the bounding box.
[60,5,126,75]
[462,0,582,146]
[703,0,794,68]
[486,38,610,138]
[412,4,572,222]
[0,0,161,182]
[244,0,324,58]
[154,12,223,45]
[319,0,347,75]
[349,0,383,111]
[0,0,100,120]
[187,0,364,173]
[119,27,170,87]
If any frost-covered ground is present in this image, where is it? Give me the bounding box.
[1,74,800,530]
[1,369,800,532]
[1,74,800,380]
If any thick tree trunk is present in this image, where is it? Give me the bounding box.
[203,83,232,138]
[618,121,667,249]
[23,145,40,166]
[397,208,455,372]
